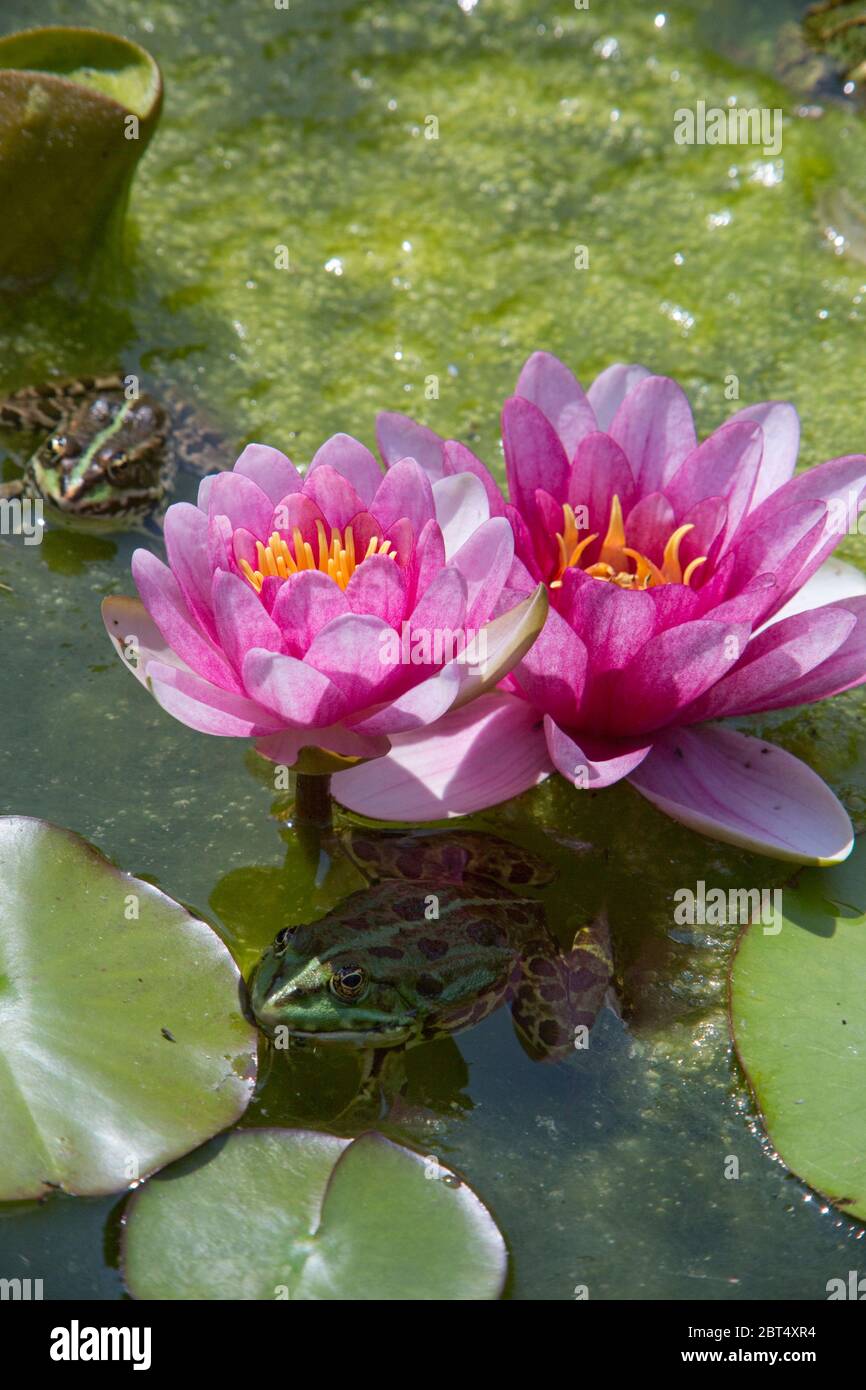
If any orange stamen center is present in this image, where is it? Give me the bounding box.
[239,521,397,594]
[551,496,707,591]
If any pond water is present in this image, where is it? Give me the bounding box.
[1,0,865,1300]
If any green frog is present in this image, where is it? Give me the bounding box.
[250,831,613,1120]
[0,373,224,525]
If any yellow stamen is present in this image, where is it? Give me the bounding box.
[598,494,627,570]
[240,523,398,594]
[551,532,598,588]
[551,497,708,591]
[622,548,666,589]
[682,555,708,586]
[660,523,694,585]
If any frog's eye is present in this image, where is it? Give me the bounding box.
[329,965,368,1002]
[273,926,294,956]
[105,453,130,481]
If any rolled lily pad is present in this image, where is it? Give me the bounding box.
[123,1128,507,1300]
[730,837,866,1222]
[0,817,256,1200]
[0,27,163,286]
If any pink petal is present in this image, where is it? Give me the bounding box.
[763,556,866,628]
[665,419,763,549]
[707,598,866,715]
[196,473,216,513]
[131,549,242,692]
[645,583,702,629]
[409,564,468,638]
[502,395,570,516]
[442,440,506,516]
[408,517,446,608]
[301,463,366,531]
[304,612,396,707]
[370,456,435,536]
[206,470,274,538]
[627,726,854,864]
[585,362,651,431]
[212,569,283,675]
[515,350,596,459]
[208,511,234,579]
[622,492,675,563]
[344,552,408,628]
[615,619,750,736]
[242,648,348,727]
[729,401,799,510]
[556,568,656,670]
[307,433,383,507]
[530,487,564,579]
[568,431,636,536]
[376,411,445,478]
[163,502,216,636]
[146,660,283,737]
[447,516,514,627]
[268,569,350,657]
[332,691,553,820]
[270,491,327,547]
[544,718,652,787]
[255,725,389,768]
[232,444,303,504]
[432,472,490,560]
[765,595,866,706]
[102,594,196,690]
[736,454,866,617]
[513,603,587,727]
[678,495,728,572]
[707,499,827,624]
[382,515,414,568]
[349,663,464,736]
[505,503,544,582]
[609,375,697,494]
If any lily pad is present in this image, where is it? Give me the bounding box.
[122,1128,507,1300]
[0,27,163,285]
[0,817,256,1200]
[730,837,866,1222]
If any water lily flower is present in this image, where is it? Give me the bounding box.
[102,438,547,774]
[333,353,866,864]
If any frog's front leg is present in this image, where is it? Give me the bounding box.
[337,1046,405,1124]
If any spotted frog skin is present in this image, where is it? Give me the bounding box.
[0,374,223,524]
[250,831,613,1068]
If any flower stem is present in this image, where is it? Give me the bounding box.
[293,772,333,832]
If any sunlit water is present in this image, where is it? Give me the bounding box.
[1,0,865,1299]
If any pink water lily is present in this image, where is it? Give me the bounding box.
[102,437,547,773]
[333,353,866,863]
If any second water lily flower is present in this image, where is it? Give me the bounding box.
[334,353,866,864]
[102,437,547,774]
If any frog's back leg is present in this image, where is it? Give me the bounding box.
[341,828,556,889]
[0,375,125,432]
[509,912,614,1064]
[163,391,229,478]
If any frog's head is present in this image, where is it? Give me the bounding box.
[250,925,420,1049]
[31,393,168,519]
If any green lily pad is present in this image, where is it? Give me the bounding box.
[0,817,256,1200]
[0,27,162,285]
[122,1128,507,1300]
[730,837,866,1222]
